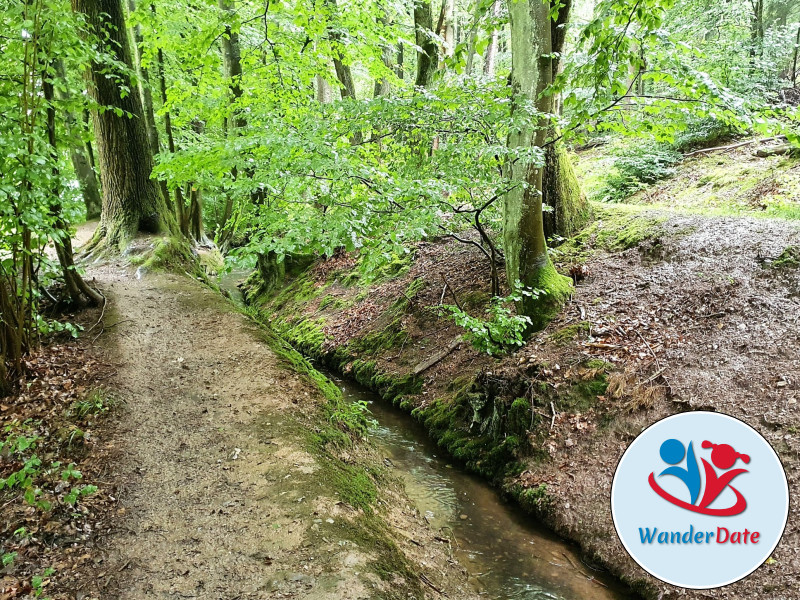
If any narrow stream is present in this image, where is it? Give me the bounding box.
[332,375,634,600]
[217,272,633,599]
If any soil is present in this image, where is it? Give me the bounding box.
[28,229,480,599]
[525,213,800,599]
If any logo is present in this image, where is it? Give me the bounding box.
[648,439,749,516]
[611,411,789,589]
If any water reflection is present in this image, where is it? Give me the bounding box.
[336,379,634,600]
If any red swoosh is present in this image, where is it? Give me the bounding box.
[648,473,747,516]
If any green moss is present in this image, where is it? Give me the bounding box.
[311,451,378,512]
[544,142,592,239]
[319,294,352,310]
[129,236,205,279]
[555,205,665,265]
[350,360,422,401]
[514,483,552,514]
[558,363,609,412]
[508,398,534,436]
[522,260,574,332]
[549,321,591,345]
[769,246,800,269]
[313,514,420,593]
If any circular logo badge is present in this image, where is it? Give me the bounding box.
[611,411,789,589]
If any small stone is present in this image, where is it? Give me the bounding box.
[460,514,468,520]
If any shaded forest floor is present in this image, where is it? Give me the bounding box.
[246,144,800,599]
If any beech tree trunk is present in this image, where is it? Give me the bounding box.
[483,1,500,77]
[188,120,207,243]
[71,145,102,220]
[72,0,174,251]
[373,14,393,98]
[127,0,160,156]
[54,61,102,220]
[217,0,245,246]
[43,68,103,306]
[504,0,571,325]
[414,0,438,88]
[541,0,590,239]
[316,72,333,103]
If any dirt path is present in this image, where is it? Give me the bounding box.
[86,253,476,599]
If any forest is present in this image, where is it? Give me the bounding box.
[1,0,800,598]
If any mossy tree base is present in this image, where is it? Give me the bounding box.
[521,259,573,332]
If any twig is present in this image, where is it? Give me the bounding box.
[440,274,462,311]
[642,367,666,386]
[635,330,660,371]
[550,401,557,430]
[85,295,108,335]
[419,573,444,596]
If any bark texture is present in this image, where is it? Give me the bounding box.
[504,0,572,325]
[414,0,438,88]
[542,0,590,239]
[542,142,590,239]
[72,0,174,250]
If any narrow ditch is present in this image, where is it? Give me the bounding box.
[329,373,635,600]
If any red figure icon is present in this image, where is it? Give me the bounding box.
[698,441,749,511]
[648,439,750,516]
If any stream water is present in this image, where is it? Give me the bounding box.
[332,375,634,600]
[217,272,633,599]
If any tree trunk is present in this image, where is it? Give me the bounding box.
[316,73,333,103]
[483,1,500,77]
[396,43,404,81]
[72,0,174,251]
[750,0,764,60]
[188,120,207,243]
[332,56,357,99]
[414,0,438,88]
[43,67,103,306]
[504,0,572,325]
[373,14,393,98]
[443,0,455,58]
[792,24,799,87]
[542,0,590,239]
[542,143,590,238]
[54,61,102,220]
[72,145,103,220]
[464,0,482,76]
[127,0,160,157]
[216,0,244,246]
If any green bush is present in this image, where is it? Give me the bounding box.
[599,143,682,202]
[672,117,737,153]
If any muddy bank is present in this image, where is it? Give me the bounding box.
[244,206,800,599]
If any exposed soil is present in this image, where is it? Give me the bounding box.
[524,213,800,599]
[29,236,480,599]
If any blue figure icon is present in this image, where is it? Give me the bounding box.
[659,439,701,505]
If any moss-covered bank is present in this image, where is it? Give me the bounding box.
[240,235,651,597]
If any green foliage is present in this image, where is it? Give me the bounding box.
[599,143,682,202]
[2,552,17,568]
[68,390,115,419]
[0,426,97,512]
[444,285,536,356]
[672,117,738,153]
